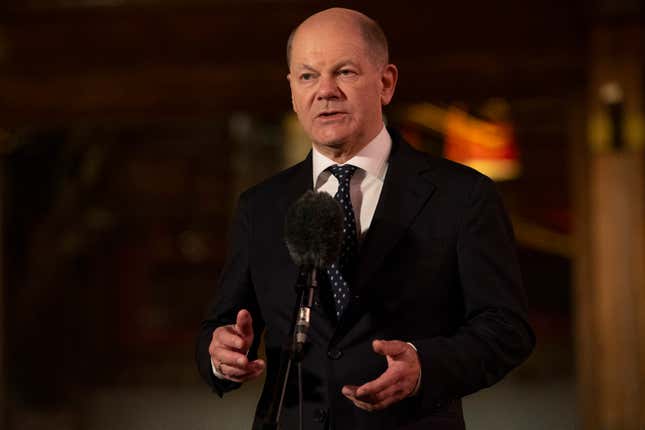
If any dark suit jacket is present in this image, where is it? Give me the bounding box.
[196,131,535,429]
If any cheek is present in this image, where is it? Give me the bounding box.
[296,96,314,117]
[355,84,381,111]
[356,95,381,119]
[290,88,308,112]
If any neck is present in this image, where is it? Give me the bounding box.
[313,140,368,164]
[312,125,383,164]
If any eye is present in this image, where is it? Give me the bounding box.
[300,73,314,81]
[338,69,357,77]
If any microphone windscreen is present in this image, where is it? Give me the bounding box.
[284,190,343,268]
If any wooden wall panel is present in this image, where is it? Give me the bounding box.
[0,1,587,127]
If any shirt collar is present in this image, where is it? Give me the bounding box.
[312,125,391,186]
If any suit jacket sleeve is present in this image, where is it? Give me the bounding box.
[195,191,265,397]
[414,174,535,409]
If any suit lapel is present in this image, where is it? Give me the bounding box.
[354,135,437,293]
[281,151,314,213]
[330,135,437,341]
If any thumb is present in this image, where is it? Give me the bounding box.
[235,309,254,339]
[372,339,406,357]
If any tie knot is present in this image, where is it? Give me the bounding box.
[328,164,357,183]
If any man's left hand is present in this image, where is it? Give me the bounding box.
[342,339,421,412]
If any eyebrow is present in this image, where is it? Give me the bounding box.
[296,64,318,72]
[334,60,360,69]
[294,60,360,71]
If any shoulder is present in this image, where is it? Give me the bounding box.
[427,154,494,196]
[238,157,310,207]
[390,131,494,198]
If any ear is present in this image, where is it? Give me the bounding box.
[287,73,298,113]
[379,64,398,106]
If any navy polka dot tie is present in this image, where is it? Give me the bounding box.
[326,164,358,319]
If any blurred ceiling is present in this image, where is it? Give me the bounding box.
[0,0,638,127]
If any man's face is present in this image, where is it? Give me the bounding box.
[287,23,395,152]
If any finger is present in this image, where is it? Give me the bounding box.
[344,393,377,412]
[369,391,409,411]
[219,358,264,376]
[221,359,265,383]
[368,380,409,403]
[355,370,399,398]
[210,329,231,357]
[226,366,265,383]
[242,365,266,381]
[220,362,256,377]
[346,387,405,412]
[241,359,265,375]
[248,358,266,371]
[372,339,407,358]
[346,379,408,404]
[215,327,246,350]
[235,309,254,338]
[213,347,249,367]
[218,357,265,376]
[344,377,412,412]
[341,385,359,397]
[341,388,362,405]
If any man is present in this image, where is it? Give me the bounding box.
[196,8,534,429]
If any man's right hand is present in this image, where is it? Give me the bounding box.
[209,309,266,383]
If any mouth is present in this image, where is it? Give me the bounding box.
[316,111,347,120]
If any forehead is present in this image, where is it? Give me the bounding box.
[290,22,370,67]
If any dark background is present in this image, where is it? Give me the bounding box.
[0,0,642,428]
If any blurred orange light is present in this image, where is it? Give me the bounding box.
[443,106,521,181]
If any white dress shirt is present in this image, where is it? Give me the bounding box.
[312,125,391,238]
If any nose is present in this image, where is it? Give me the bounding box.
[317,75,341,100]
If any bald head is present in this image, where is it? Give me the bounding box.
[285,7,398,160]
[286,8,389,68]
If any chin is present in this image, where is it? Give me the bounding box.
[314,136,349,149]
[311,129,353,148]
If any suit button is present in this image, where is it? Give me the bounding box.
[312,408,327,423]
[327,349,342,360]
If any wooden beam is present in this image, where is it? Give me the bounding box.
[0,135,6,429]
[577,21,645,430]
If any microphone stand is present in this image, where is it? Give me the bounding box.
[256,268,317,430]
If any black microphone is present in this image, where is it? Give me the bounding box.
[284,190,343,349]
[284,190,343,269]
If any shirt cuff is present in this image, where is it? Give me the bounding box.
[406,342,422,396]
